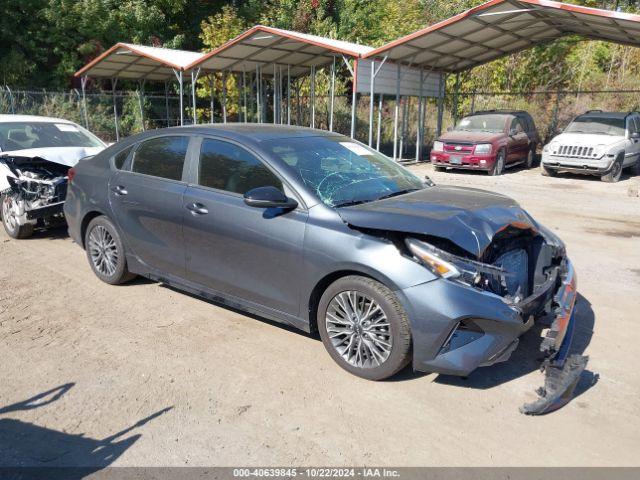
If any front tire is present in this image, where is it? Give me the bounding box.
[317,276,412,380]
[1,194,34,239]
[489,149,505,176]
[85,215,135,285]
[602,156,623,183]
[541,165,557,177]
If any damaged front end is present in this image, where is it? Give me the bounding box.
[1,155,70,230]
[403,228,587,415]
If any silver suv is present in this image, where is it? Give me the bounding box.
[541,111,640,182]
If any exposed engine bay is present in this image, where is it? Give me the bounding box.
[1,155,70,230]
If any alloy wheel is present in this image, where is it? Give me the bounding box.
[88,225,119,277]
[2,196,18,232]
[325,291,392,368]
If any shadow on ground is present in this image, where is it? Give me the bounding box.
[435,293,598,401]
[0,383,172,478]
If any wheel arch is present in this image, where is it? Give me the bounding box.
[79,210,109,249]
[307,267,400,335]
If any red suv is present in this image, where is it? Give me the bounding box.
[430,110,540,175]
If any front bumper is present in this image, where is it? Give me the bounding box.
[542,153,615,174]
[26,201,65,220]
[430,151,495,170]
[400,258,576,377]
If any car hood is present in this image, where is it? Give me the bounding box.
[337,186,538,258]
[0,146,105,167]
[550,132,624,146]
[438,131,504,144]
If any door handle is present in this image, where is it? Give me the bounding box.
[111,185,128,196]
[186,202,208,215]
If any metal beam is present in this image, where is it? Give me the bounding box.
[173,69,184,126]
[111,77,120,141]
[329,56,336,132]
[191,68,200,124]
[393,64,401,161]
[137,79,146,131]
[310,64,316,128]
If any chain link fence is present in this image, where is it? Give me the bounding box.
[3,85,639,157]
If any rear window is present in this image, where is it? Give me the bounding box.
[131,136,188,181]
[113,146,133,170]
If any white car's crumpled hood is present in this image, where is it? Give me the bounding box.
[550,132,624,147]
[0,146,105,192]
[0,146,105,167]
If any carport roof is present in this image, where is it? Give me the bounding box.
[187,25,374,76]
[75,42,207,81]
[363,0,640,73]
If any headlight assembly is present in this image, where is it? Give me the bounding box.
[474,143,492,155]
[405,238,511,288]
[405,238,460,279]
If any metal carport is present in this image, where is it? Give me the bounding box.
[74,42,206,138]
[186,25,373,137]
[363,0,640,161]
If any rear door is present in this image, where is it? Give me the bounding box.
[108,135,192,277]
[182,137,308,316]
[507,117,529,163]
[626,115,640,167]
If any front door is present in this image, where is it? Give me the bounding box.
[182,137,307,317]
[108,135,191,277]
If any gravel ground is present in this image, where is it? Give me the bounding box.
[1,163,639,467]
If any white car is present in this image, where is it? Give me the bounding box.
[541,111,640,182]
[0,115,106,238]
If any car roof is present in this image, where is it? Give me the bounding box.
[577,111,633,119]
[469,110,528,117]
[0,114,77,124]
[129,124,344,144]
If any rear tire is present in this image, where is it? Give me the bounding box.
[317,275,412,380]
[1,194,34,239]
[84,215,136,285]
[525,146,536,168]
[601,156,623,183]
[489,149,505,176]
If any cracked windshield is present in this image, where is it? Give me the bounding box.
[263,135,425,207]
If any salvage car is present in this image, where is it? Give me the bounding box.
[64,125,585,414]
[0,115,106,238]
[541,110,640,182]
[430,110,539,175]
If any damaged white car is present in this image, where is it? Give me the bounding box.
[0,115,106,239]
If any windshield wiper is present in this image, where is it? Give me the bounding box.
[375,188,421,201]
[333,199,371,208]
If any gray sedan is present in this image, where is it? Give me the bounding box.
[64,125,582,412]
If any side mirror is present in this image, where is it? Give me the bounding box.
[424,175,435,187]
[244,186,297,210]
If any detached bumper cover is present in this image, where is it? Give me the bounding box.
[521,260,588,415]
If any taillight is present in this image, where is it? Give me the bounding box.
[67,167,76,183]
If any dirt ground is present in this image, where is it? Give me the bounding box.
[1,164,639,467]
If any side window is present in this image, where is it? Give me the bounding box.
[113,145,133,170]
[511,118,524,134]
[198,139,283,195]
[629,116,640,135]
[131,136,188,181]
